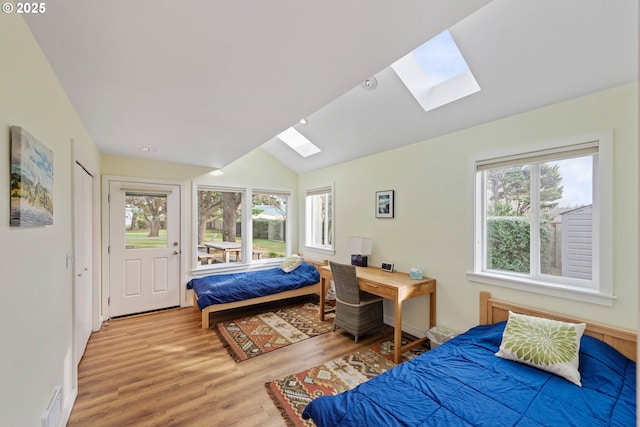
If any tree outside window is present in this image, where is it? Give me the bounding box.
[481,155,594,283]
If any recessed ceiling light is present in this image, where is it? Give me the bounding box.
[210,169,224,176]
[139,146,156,152]
[299,118,308,125]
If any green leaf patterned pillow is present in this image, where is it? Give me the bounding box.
[280,255,303,273]
[496,311,586,386]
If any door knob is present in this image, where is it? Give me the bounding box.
[173,250,179,255]
[173,242,179,246]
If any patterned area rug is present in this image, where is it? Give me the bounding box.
[215,298,334,362]
[266,340,428,427]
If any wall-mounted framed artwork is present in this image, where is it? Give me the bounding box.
[10,126,54,227]
[375,190,394,218]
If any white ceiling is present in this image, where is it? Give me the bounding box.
[24,0,638,174]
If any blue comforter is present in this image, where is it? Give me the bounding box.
[303,322,636,427]
[186,262,320,310]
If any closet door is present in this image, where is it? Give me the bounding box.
[74,162,93,363]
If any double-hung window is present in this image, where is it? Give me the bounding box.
[305,185,334,253]
[469,131,613,305]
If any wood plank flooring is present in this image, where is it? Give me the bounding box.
[68,299,393,427]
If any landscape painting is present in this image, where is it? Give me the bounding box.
[10,126,53,227]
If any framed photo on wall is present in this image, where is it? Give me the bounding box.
[10,126,54,227]
[375,190,394,218]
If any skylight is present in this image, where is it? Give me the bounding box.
[391,30,480,112]
[277,127,321,157]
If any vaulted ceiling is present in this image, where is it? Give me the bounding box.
[24,0,638,174]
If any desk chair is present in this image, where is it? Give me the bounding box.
[329,261,384,342]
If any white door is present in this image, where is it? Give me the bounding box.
[74,163,93,362]
[108,180,181,317]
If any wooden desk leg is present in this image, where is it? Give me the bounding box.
[429,287,436,329]
[394,298,402,364]
[319,277,326,321]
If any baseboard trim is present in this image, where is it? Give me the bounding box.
[59,388,77,427]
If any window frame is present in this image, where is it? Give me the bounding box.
[192,184,292,273]
[467,130,614,306]
[250,188,291,263]
[304,184,335,255]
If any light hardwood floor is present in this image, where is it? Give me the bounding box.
[68,298,392,427]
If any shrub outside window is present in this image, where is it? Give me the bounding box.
[251,191,288,260]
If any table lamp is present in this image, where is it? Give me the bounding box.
[347,236,372,267]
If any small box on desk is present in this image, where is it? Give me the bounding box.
[351,255,368,267]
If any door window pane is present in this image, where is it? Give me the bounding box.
[125,193,168,249]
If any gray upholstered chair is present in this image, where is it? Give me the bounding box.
[329,261,384,342]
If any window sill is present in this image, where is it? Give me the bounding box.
[304,246,335,257]
[467,272,615,307]
[191,259,282,276]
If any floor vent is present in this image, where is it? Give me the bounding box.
[41,386,62,427]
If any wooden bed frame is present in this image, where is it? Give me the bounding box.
[479,291,637,362]
[193,257,327,328]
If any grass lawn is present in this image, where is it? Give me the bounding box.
[126,229,285,256]
[126,230,167,249]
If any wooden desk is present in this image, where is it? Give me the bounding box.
[320,265,436,363]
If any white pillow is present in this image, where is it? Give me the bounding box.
[496,311,586,386]
[280,255,303,273]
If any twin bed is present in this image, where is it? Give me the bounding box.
[188,261,636,426]
[303,291,636,427]
[187,257,326,328]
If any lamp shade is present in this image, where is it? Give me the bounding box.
[346,236,372,256]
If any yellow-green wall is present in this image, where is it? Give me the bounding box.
[299,83,638,335]
[0,14,100,426]
[0,11,636,426]
[102,147,299,303]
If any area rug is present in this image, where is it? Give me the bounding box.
[266,340,428,427]
[215,298,334,362]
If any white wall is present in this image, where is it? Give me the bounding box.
[300,83,638,335]
[0,15,100,426]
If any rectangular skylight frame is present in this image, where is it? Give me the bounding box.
[391,30,480,112]
[277,127,321,157]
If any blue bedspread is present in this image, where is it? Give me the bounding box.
[303,322,636,427]
[186,262,320,310]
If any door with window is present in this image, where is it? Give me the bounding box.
[108,180,181,317]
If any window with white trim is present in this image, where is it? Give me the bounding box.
[305,186,334,252]
[469,131,613,304]
[251,190,289,260]
[194,185,292,269]
[196,187,244,266]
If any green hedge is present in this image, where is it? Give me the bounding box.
[487,216,530,273]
